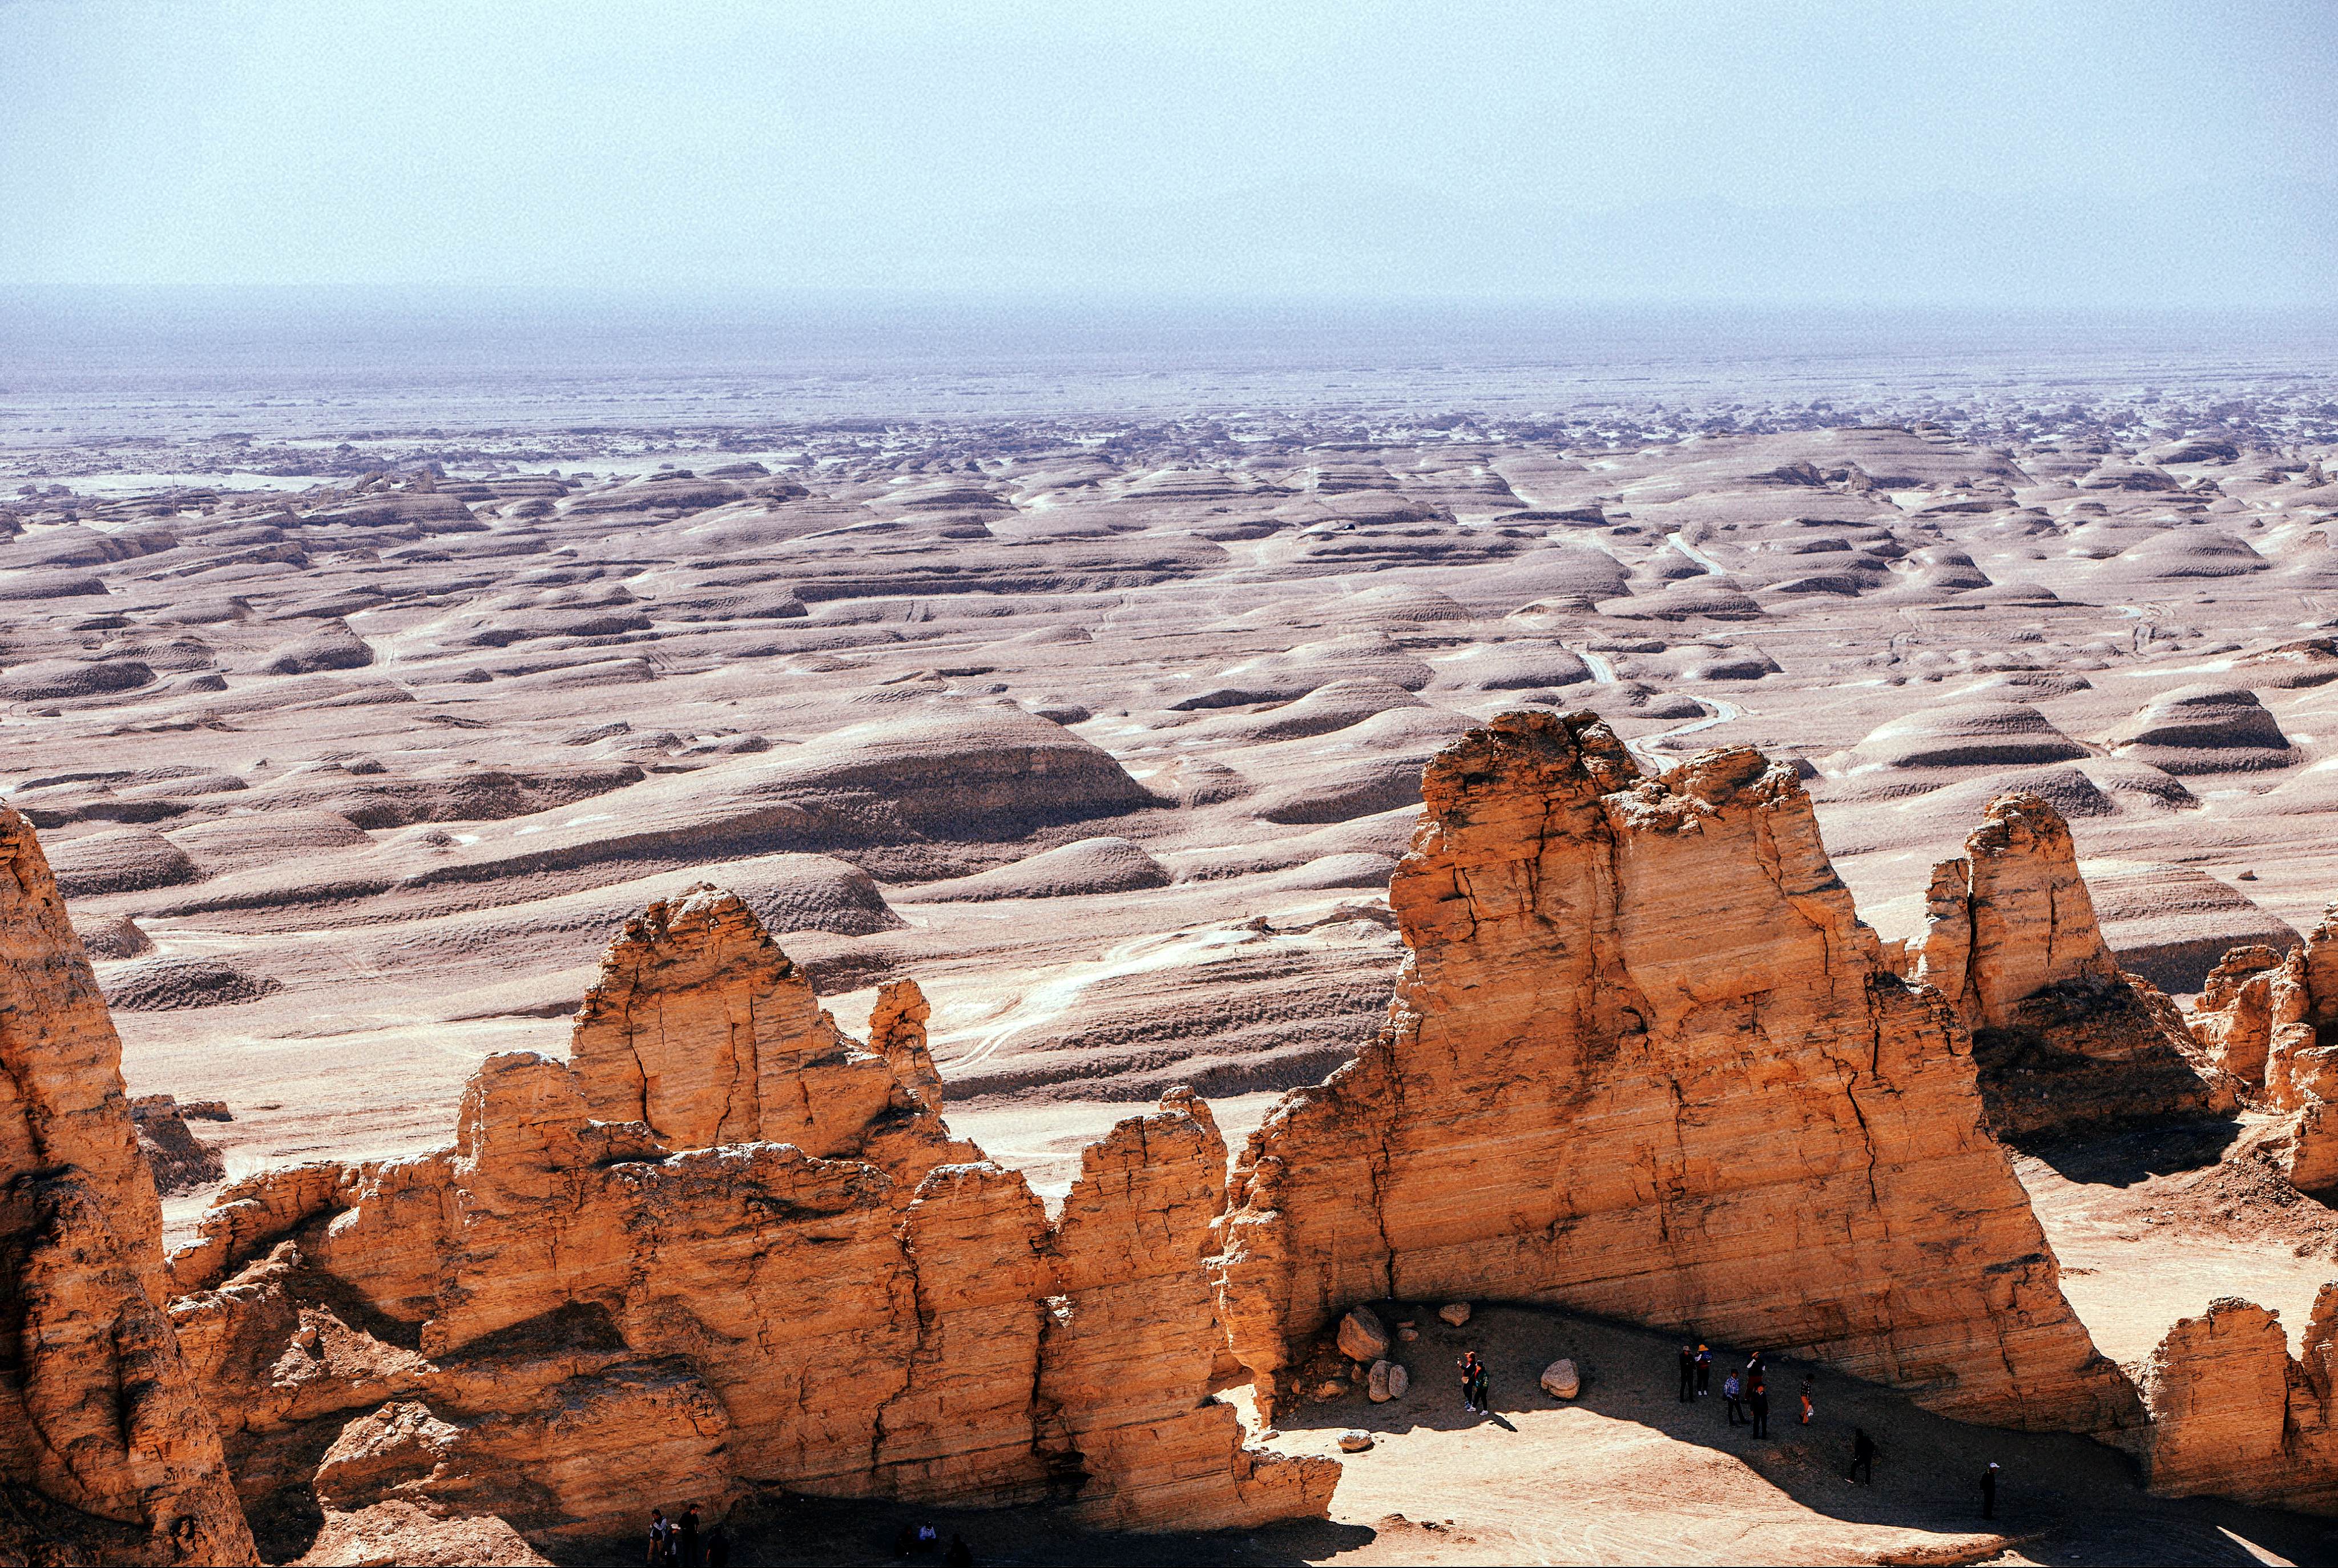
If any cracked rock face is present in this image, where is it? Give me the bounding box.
[0,806,258,1565]
[166,889,1333,1558]
[1217,711,2134,1432]
[1909,793,2234,1140]
[2135,1289,2338,1513]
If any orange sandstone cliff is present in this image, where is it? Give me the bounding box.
[167,885,1335,1559]
[1216,712,2135,1430]
[1,805,259,1565]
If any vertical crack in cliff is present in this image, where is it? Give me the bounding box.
[869,1216,934,1481]
[614,967,655,1132]
[721,991,754,1144]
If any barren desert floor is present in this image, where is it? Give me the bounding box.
[11,354,2338,1562]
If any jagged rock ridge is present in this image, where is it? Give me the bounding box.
[1217,711,2135,1430]
[166,884,1334,1559]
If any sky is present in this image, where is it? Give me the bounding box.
[2,0,2333,307]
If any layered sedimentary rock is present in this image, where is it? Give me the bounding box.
[2190,907,2338,1190]
[1040,1087,1327,1528]
[169,886,1332,1558]
[0,805,258,1565]
[2134,1290,2338,1513]
[1218,712,2133,1430]
[1908,794,2233,1139]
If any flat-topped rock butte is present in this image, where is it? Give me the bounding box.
[12,403,2338,1564]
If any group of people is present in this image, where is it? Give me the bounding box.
[650,1508,981,1566]
[1682,1342,1806,1438]
[1675,1342,2004,1518]
[644,1506,725,1567]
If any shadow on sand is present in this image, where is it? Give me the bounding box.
[550,1492,1376,1567]
[1271,1301,2338,1567]
[2015,1114,2246,1186]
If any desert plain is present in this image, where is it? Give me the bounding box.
[11,353,2338,1566]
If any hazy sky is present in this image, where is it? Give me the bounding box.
[3,0,2332,305]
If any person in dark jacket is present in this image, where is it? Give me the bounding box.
[679,1504,700,1567]
[1982,1461,1999,1519]
[704,1521,731,1568]
[1850,1428,1875,1484]
[1677,1343,1696,1401]
[945,1534,974,1568]
[1470,1359,1491,1414]
[1458,1350,1485,1413]
[1748,1378,1769,1438]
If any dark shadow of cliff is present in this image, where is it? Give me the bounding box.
[547,1492,1375,1566]
[1267,1303,2338,1567]
[2016,1114,2246,1187]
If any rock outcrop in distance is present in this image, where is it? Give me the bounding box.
[0,805,259,1565]
[1906,792,2235,1140]
[166,885,1334,1559]
[1216,712,2136,1431]
[2189,906,2338,1190]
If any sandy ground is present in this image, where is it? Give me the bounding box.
[555,1308,2338,1567]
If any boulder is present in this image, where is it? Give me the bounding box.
[1438,1302,1471,1327]
[1541,1359,1582,1399]
[1337,1430,1374,1453]
[1336,1307,1391,1363]
[1365,1360,1408,1402]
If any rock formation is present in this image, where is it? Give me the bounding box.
[0,805,259,1565]
[167,886,1334,1559]
[2133,1291,2338,1513]
[1217,712,2134,1431]
[1906,793,2234,1139]
[2189,906,2338,1190]
[131,1094,229,1194]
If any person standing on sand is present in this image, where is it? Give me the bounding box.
[1678,1343,1696,1401]
[1982,1461,1998,1519]
[1470,1358,1492,1415]
[1749,1378,1769,1438]
[647,1510,669,1568]
[1694,1343,1712,1397]
[945,1534,974,1568]
[1722,1370,1744,1426]
[1850,1427,1875,1485]
[1458,1350,1485,1413]
[1799,1374,1815,1426]
[679,1503,700,1567]
[1746,1348,1765,1388]
[704,1521,730,1568]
